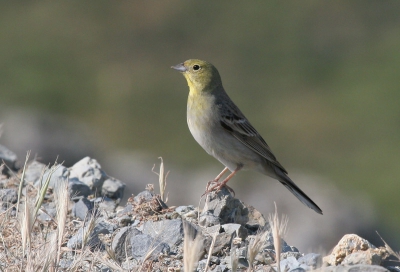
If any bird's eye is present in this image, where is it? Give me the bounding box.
[193,65,201,71]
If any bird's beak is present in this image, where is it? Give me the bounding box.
[171,63,187,72]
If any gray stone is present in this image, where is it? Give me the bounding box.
[69,177,91,198]
[205,224,222,235]
[59,259,73,269]
[323,234,378,266]
[280,256,301,271]
[142,219,184,247]
[212,231,236,254]
[175,205,194,214]
[37,202,57,221]
[72,197,94,220]
[130,233,170,260]
[221,223,248,240]
[111,226,135,262]
[93,196,117,213]
[67,220,116,249]
[69,157,106,195]
[134,190,154,203]
[117,215,133,227]
[0,189,17,204]
[102,177,125,201]
[24,160,46,184]
[35,165,69,188]
[200,187,249,227]
[298,253,321,269]
[317,264,389,272]
[37,207,57,221]
[199,211,221,227]
[117,204,133,216]
[0,144,18,170]
[342,251,383,266]
[111,225,170,262]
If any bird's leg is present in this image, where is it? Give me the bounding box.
[205,167,229,192]
[205,165,242,195]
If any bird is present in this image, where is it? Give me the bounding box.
[171,59,323,214]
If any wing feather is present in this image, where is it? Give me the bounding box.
[219,101,288,174]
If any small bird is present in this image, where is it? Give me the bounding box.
[171,59,322,214]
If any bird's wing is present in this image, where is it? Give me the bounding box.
[219,101,288,174]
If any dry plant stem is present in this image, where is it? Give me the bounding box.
[230,246,238,272]
[183,220,203,272]
[268,202,289,272]
[204,232,218,272]
[34,163,61,218]
[55,178,69,266]
[16,151,31,215]
[247,228,270,271]
[21,198,33,258]
[152,157,170,202]
[376,231,400,260]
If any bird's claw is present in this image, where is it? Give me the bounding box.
[202,180,235,197]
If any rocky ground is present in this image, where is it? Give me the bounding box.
[0,144,399,271]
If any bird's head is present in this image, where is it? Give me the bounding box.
[171,59,222,93]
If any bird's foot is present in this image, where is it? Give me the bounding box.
[202,179,235,196]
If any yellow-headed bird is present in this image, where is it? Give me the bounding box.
[172,59,322,214]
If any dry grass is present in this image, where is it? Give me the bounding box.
[230,239,239,272]
[0,157,120,271]
[247,227,271,271]
[152,157,169,203]
[377,231,400,262]
[183,220,203,272]
[268,202,288,272]
[204,232,217,272]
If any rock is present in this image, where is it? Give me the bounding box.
[317,264,389,271]
[69,157,107,195]
[111,226,135,262]
[134,190,154,203]
[0,189,17,204]
[69,177,92,198]
[298,253,321,270]
[24,160,46,184]
[116,215,133,227]
[67,220,116,250]
[142,219,185,247]
[111,225,170,262]
[342,251,383,266]
[35,164,69,188]
[117,204,133,216]
[175,205,194,214]
[323,234,388,266]
[199,187,249,227]
[93,196,118,213]
[279,256,301,271]
[0,144,18,171]
[72,197,95,220]
[102,177,125,201]
[221,223,248,240]
[246,205,267,231]
[37,202,57,221]
[129,233,170,261]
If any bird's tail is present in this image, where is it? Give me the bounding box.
[276,171,323,214]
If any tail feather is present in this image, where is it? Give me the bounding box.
[278,173,323,215]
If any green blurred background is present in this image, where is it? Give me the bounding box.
[1,1,399,251]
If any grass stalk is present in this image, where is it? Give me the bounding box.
[183,220,203,272]
[152,157,169,202]
[268,202,288,272]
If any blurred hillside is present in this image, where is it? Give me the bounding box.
[0,2,399,251]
